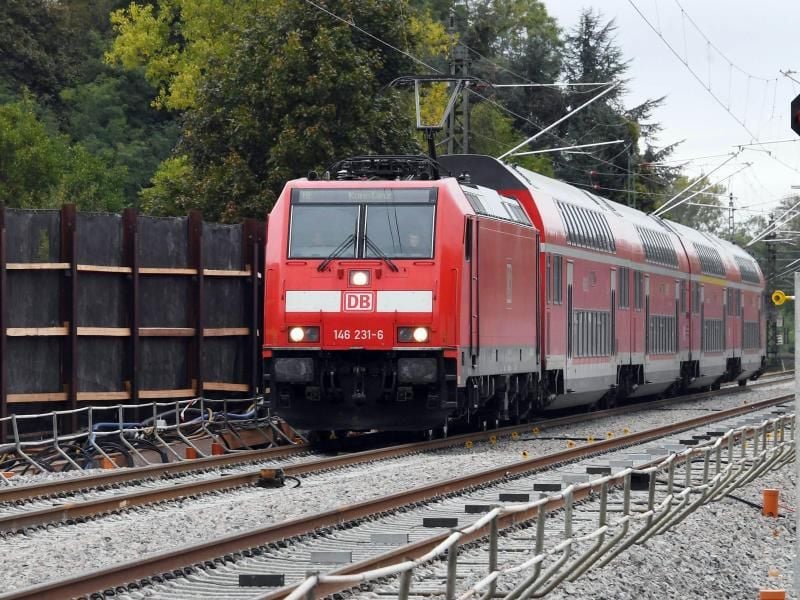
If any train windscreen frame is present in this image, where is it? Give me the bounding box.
[288,187,437,259]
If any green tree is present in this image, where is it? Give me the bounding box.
[60,71,179,200]
[469,102,553,175]
[0,97,126,210]
[555,9,674,209]
[0,0,77,101]
[112,0,443,221]
[660,174,728,234]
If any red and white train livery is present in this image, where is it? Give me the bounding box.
[262,155,765,431]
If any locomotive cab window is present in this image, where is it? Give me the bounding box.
[288,204,359,258]
[288,188,436,259]
[364,204,434,258]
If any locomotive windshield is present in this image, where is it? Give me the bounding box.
[288,188,436,259]
[289,205,358,258]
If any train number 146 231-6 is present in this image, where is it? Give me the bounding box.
[333,329,385,341]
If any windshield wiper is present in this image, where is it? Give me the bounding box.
[317,233,356,272]
[364,236,399,272]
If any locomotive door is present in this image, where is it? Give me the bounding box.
[467,217,479,366]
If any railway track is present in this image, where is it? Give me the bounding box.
[0,376,791,534]
[0,386,792,600]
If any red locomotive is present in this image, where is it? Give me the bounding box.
[263,155,766,432]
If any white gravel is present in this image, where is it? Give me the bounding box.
[544,462,796,600]
[0,381,790,594]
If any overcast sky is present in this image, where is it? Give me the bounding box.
[540,0,800,229]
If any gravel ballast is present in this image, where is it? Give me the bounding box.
[543,462,796,600]
[0,381,791,594]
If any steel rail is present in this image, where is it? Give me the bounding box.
[0,443,312,504]
[1,375,787,507]
[1,393,790,600]
[0,379,786,531]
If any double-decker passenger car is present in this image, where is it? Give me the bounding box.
[439,155,766,411]
[262,157,540,431]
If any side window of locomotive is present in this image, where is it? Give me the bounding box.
[288,204,359,258]
[364,204,434,258]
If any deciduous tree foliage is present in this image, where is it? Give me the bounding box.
[662,175,728,234]
[0,0,77,101]
[0,98,126,210]
[115,0,445,221]
[554,9,674,209]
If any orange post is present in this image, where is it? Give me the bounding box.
[211,441,225,456]
[762,489,780,517]
[759,590,785,600]
[185,447,198,460]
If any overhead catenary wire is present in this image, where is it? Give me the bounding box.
[653,152,740,216]
[510,140,625,156]
[301,0,691,194]
[497,82,620,160]
[653,163,752,217]
[628,0,800,181]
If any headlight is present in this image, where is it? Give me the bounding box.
[289,326,319,343]
[349,270,370,286]
[413,327,429,343]
[398,326,430,343]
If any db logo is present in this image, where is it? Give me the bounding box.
[343,291,374,312]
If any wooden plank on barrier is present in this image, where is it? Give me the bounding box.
[7,326,69,336]
[139,267,198,275]
[76,264,133,274]
[5,262,70,270]
[203,268,251,277]
[76,391,131,401]
[76,327,132,336]
[139,327,196,337]
[204,382,250,392]
[7,392,69,403]
[203,328,249,337]
[139,388,196,399]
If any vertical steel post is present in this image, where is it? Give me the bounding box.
[446,541,458,600]
[60,205,78,432]
[122,209,140,412]
[243,219,264,396]
[188,211,204,398]
[0,205,6,443]
[398,569,412,600]
[487,516,498,598]
[794,271,799,595]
